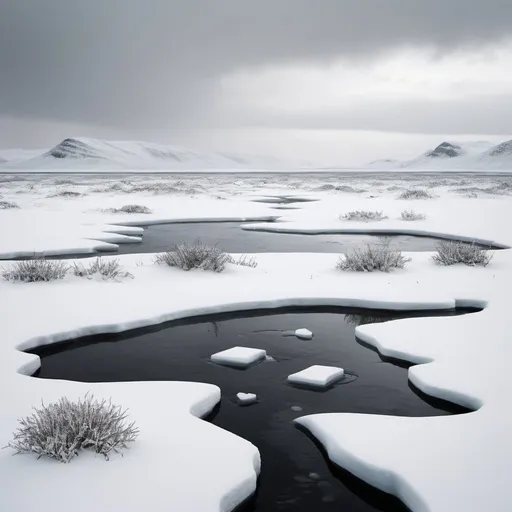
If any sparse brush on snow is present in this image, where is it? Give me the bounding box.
[432,241,492,267]
[227,254,258,268]
[336,239,410,272]
[344,313,393,327]
[314,184,365,193]
[91,182,128,194]
[72,257,133,280]
[107,204,153,214]
[6,394,139,463]
[340,210,387,222]
[0,200,20,209]
[2,258,69,282]
[48,190,84,198]
[53,179,78,186]
[400,209,426,221]
[154,240,229,272]
[398,189,433,200]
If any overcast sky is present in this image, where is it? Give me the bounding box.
[1,0,512,165]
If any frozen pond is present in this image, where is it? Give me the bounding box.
[114,221,451,255]
[30,306,475,512]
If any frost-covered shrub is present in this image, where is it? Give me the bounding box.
[400,209,426,221]
[336,240,410,272]
[2,258,69,282]
[91,182,128,194]
[53,179,78,186]
[7,395,139,463]
[72,257,133,280]
[48,190,83,198]
[344,313,392,326]
[340,210,387,222]
[227,254,258,268]
[109,204,152,214]
[398,189,433,200]
[0,200,20,209]
[315,184,365,193]
[155,240,229,272]
[432,241,492,267]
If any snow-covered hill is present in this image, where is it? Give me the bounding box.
[0,137,284,171]
[367,140,512,170]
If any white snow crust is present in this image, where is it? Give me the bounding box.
[287,365,345,388]
[237,393,258,405]
[294,328,314,339]
[0,173,511,511]
[211,347,267,368]
[0,137,286,171]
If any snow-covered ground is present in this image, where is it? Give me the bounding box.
[368,140,512,171]
[0,137,287,171]
[0,172,511,511]
[2,136,512,172]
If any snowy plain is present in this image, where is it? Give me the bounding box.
[0,170,511,511]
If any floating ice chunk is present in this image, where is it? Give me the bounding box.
[287,365,344,389]
[295,328,313,340]
[237,392,258,405]
[210,346,266,368]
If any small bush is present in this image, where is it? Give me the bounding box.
[6,394,139,463]
[336,240,410,272]
[154,240,228,272]
[109,204,152,214]
[344,313,392,327]
[48,190,83,198]
[400,209,426,221]
[398,189,433,200]
[431,241,492,267]
[227,254,258,268]
[2,258,69,282]
[72,257,133,280]
[53,179,77,186]
[0,200,19,209]
[340,210,387,222]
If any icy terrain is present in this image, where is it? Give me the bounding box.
[0,137,285,171]
[2,136,512,172]
[0,172,511,511]
[369,139,512,171]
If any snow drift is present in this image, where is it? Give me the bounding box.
[368,140,512,171]
[1,137,283,171]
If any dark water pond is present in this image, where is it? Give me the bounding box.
[114,221,449,255]
[30,306,474,512]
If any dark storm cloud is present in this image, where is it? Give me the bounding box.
[1,0,512,132]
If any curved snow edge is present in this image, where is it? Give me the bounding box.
[15,297,461,364]
[241,224,509,249]
[295,415,429,512]
[113,215,279,227]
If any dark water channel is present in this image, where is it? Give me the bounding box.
[115,222,449,255]
[30,306,474,512]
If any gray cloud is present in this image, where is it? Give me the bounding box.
[1,0,512,140]
[231,94,512,135]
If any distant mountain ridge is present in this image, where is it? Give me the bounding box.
[367,139,512,170]
[0,137,284,170]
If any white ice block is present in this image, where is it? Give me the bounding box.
[287,365,345,388]
[295,328,313,339]
[210,346,266,368]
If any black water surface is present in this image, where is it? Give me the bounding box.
[114,222,448,255]
[30,306,474,512]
